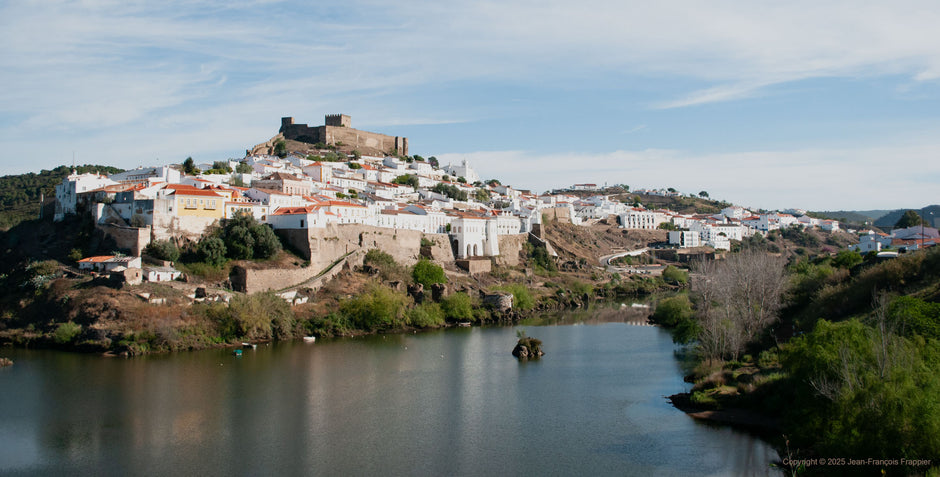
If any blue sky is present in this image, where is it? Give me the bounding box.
[2,0,940,211]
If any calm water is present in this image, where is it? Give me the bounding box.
[0,309,780,476]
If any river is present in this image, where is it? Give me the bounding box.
[0,307,780,476]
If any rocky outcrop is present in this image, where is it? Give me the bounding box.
[512,337,544,360]
[407,283,425,304]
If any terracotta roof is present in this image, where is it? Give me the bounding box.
[78,255,115,263]
[271,205,322,216]
[171,188,224,198]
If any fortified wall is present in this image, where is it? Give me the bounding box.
[276,224,454,272]
[241,224,525,293]
[280,115,408,156]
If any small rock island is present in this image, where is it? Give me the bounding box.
[512,330,544,360]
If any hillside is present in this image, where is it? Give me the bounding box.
[809,209,889,225]
[873,205,940,229]
[0,165,124,230]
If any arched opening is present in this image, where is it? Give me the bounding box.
[466,243,472,258]
[473,244,479,256]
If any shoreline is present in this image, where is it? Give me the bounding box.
[667,393,782,434]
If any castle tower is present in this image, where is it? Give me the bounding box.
[325,114,351,127]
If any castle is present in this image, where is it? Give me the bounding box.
[280,114,408,156]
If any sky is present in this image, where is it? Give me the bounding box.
[2,0,940,211]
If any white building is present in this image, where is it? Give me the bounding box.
[267,205,329,229]
[54,171,119,221]
[669,231,701,248]
[443,160,480,184]
[109,166,181,187]
[449,212,499,258]
[620,209,669,230]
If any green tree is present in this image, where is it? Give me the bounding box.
[667,187,677,193]
[661,265,688,285]
[273,140,287,158]
[225,225,255,259]
[145,239,180,262]
[412,259,446,288]
[250,223,281,259]
[182,157,199,175]
[431,183,468,201]
[209,161,233,173]
[474,188,491,202]
[392,174,420,189]
[895,210,925,228]
[457,176,467,183]
[235,162,253,174]
[198,237,227,267]
[428,156,439,168]
[698,190,709,198]
[831,249,863,269]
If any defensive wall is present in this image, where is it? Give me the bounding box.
[96,223,151,256]
[230,249,363,295]
[280,116,408,156]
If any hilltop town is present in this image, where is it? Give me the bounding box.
[5,113,939,355]
[48,115,893,290]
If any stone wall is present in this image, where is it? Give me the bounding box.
[230,249,363,294]
[277,224,428,273]
[321,126,408,156]
[96,224,151,256]
[496,234,527,266]
[541,206,572,222]
[456,258,492,275]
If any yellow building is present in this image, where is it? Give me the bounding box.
[166,185,226,219]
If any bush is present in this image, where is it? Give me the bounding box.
[441,292,474,321]
[831,249,863,269]
[493,283,535,311]
[412,259,446,288]
[228,292,294,340]
[364,249,403,280]
[146,239,180,262]
[53,322,82,344]
[339,286,409,331]
[408,302,445,328]
[662,265,688,285]
[198,237,227,267]
[652,295,699,344]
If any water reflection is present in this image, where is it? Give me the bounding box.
[0,312,780,476]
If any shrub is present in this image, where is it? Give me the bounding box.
[198,237,227,267]
[53,322,82,344]
[340,286,409,331]
[364,249,403,280]
[228,292,293,340]
[662,265,689,285]
[441,292,474,321]
[494,283,535,311]
[408,302,445,328]
[652,295,693,327]
[412,259,446,288]
[146,239,180,262]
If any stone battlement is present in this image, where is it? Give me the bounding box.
[279,114,407,156]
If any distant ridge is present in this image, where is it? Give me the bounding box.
[810,210,890,225]
[873,205,940,229]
